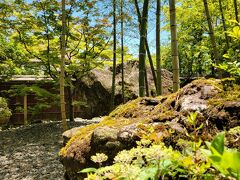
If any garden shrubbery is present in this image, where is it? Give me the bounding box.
[0,97,12,125]
[81,132,240,179]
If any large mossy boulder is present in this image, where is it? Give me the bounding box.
[0,97,12,126]
[73,61,173,118]
[59,79,240,179]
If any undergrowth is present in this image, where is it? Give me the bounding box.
[80,113,240,180]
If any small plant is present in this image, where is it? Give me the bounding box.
[186,112,203,157]
[203,132,240,179]
[91,153,108,167]
[137,123,163,144]
[81,139,212,179]
[79,153,108,178]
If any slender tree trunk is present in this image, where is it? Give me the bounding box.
[121,0,125,103]
[60,0,68,131]
[218,0,229,49]
[203,0,221,77]
[110,0,117,108]
[138,0,149,97]
[169,0,180,92]
[156,0,162,95]
[234,0,239,22]
[134,0,157,91]
[144,68,149,96]
[67,84,74,122]
[145,40,157,89]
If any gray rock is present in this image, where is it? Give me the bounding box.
[62,127,83,146]
[180,94,207,112]
[74,61,173,118]
[92,126,119,143]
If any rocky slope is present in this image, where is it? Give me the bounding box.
[59,79,240,179]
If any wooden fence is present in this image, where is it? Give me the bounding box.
[0,76,79,125]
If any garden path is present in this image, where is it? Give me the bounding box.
[0,119,100,180]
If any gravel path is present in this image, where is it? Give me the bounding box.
[0,119,100,180]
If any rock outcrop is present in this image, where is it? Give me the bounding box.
[73,61,173,118]
[59,79,240,179]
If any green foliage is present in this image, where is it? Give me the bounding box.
[187,111,198,126]
[217,22,240,78]
[0,33,28,79]
[0,0,122,96]
[81,131,240,180]
[161,0,239,78]
[186,112,203,154]
[228,24,240,40]
[204,133,240,179]
[0,97,12,120]
[81,139,211,179]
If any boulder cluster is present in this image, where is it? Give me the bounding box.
[59,79,240,179]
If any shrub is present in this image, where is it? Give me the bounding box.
[81,133,240,179]
[0,97,12,124]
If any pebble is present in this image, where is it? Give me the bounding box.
[0,119,101,180]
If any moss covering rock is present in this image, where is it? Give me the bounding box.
[59,79,240,179]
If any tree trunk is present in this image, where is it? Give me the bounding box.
[138,0,149,97]
[60,0,68,131]
[134,0,157,91]
[203,0,221,77]
[67,85,74,122]
[144,68,149,96]
[110,0,117,109]
[169,0,180,92]
[234,0,239,22]
[121,0,125,103]
[218,0,229,49]
[156,0,162,95]
[145,40,157,90]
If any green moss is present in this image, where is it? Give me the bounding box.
[162,92,178,107]
[208,83,240,106]
[157,111,179,121]
[152,103,168,114]
[59,116,136,156]
[191,78,223,89]
[226,126,240,149]
[109,98,141,117]
[228,126,240,135]
[59,123,99,156]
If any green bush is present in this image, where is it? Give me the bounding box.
[0,97,12,124]
[218,22,240,79]
[81,133,240,180]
